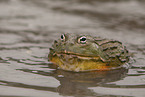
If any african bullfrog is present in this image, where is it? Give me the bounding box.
[48,33,130,72]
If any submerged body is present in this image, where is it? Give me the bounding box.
[49,33,130,72]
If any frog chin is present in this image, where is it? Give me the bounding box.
[50,54,110,72]
[50,52,123,72]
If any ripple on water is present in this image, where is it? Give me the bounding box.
[0,33,24,44]
[0,0,145,97]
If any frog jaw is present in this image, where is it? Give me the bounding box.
[50,52,114,72]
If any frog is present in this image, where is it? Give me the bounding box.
[48,33,130,72]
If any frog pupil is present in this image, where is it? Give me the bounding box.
[80,38,86,42]
[79,36,86,44]
[61,35,64,40]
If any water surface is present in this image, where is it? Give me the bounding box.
[0,0,145,97]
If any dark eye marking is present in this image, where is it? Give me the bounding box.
[61,34,65,41]
[78,36,87,44]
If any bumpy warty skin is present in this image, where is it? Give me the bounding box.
[48,33,130,72]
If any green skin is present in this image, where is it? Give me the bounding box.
[49,33,130,71]
[50,34,109,60]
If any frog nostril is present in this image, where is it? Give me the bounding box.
[54,40,58,43]
[63,42,66,45]
[70,43,74,46]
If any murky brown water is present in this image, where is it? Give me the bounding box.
[0,0,145,97]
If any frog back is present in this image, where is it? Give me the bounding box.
[94,37,130,64]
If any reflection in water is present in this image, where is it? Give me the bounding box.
[55,68,128,96]
[13,67,128,96]
[1,66,145,96]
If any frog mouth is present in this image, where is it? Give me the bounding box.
[55,51,100,60]
[51,51,111,72]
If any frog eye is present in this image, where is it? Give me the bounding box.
[61,34,65,41]
[78,36,86,44]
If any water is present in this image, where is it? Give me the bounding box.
[0,0,145,97]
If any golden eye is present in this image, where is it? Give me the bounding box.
[61,34,65,41]
[78,36,86,44]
